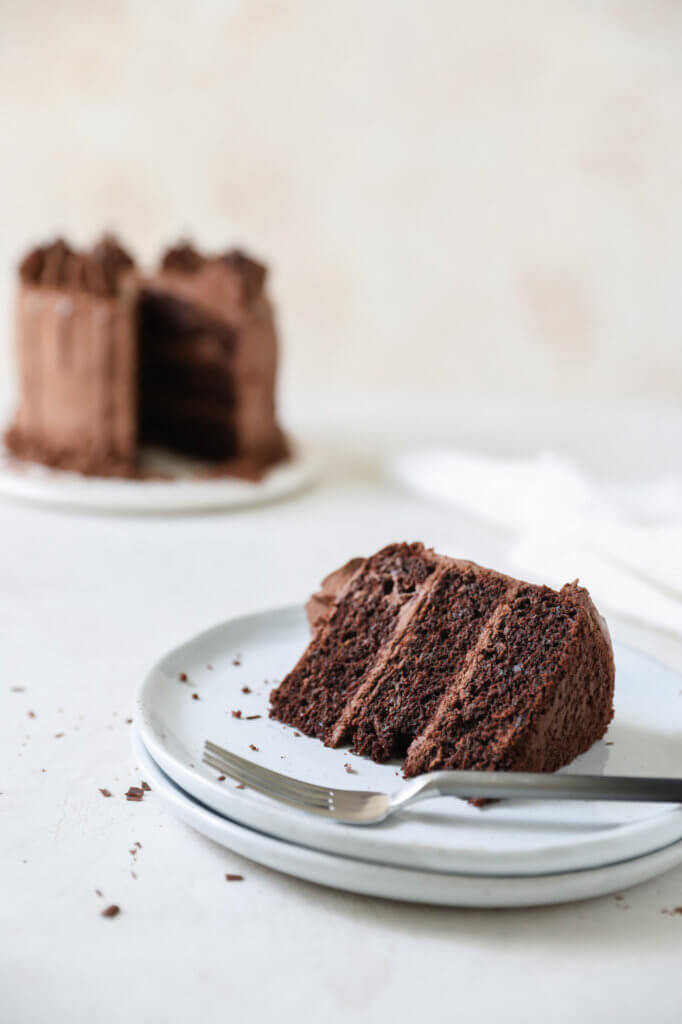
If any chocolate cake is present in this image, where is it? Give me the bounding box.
[4,236,287,478]
[269,543,615,777]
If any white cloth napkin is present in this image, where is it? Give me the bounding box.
[390,449,682,638]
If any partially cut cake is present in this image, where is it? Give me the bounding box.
[269,543,615,777]
[4,236,287,478]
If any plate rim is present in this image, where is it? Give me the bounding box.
[132,728,682,908]
[135,603,682,876]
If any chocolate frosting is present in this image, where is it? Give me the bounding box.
[19,235,135,297]
[305,558,365,632]
[159,241,267,306]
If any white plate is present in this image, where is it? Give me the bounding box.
[0,442,317,513]
[136,605,682,876]
[132,728,682,908]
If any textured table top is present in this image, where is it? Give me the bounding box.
[2,399,682,1024]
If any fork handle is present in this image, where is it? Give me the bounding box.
[403,770,682,806]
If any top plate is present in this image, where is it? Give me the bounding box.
[135,604,682,876]
[0,442,317,513]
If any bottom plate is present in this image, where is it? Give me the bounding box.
[132,729,682,908]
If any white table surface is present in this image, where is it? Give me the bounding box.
[3,398,682,1024]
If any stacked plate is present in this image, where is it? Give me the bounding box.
[133,606,682,908]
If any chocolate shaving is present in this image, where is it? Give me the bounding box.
[248,744,259,752]
[225,874,244,882]
[231,710,242,719]
[99,788,112,798]
[125,786,144,801]
[101,904,120,918]
[141,782,151,792]
[245,715,261,720]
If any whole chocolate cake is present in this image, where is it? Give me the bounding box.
[269,543,615,777]
[4,236,287,478]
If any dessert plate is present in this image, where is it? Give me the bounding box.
[0,442,317,513]
[135,605,682,877]
[132,729,682,908]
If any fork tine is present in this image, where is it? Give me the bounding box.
[202,746,334,809]
[202,751,334,813]
[204,740,334,802]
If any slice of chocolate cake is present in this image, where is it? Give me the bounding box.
[269,543,615,779]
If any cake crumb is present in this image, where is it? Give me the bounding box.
[54,733,64,739]
[605,741,614,746]
[179,672,188,682]
[241,686,251,694]
[101,904,120,918]
[232,656,242,667]
[125,786,145,802]
[344,763,356,774]
[217,775,226,781]
[192,693,200,701]
[141,782,151,792]
[235,783,245,789]
[99,788,112,798]
[125,718,133,724]
[293,731,300,737]
[245,715,261,720]
[225,874,244,882]
[232,710,242,719]
[27,711,36,719]
[661,906,682,916]
[249,744,259,752]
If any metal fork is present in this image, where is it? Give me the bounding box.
[203,740,682,826]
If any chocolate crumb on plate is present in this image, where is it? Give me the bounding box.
[344,763,356,774]
[125,718,133,724]
[125,786,145,801]
[231,710,242,719]
[141,781,151,792]
[95,889,103,898]
[99,788,112,798]
[225,874,244,882]
[27,711,36,718]
[232,656,242,667]
[179,672,188,682]
[54,733,64,739]
[236,783,245,789]
[249,744,259,752]
[191,693,200,701]
[245,714,261,720]
[217,775,226,781]
[101,904,120,918]
[241,685,251,694]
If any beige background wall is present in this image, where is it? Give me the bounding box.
[1,0,681,404]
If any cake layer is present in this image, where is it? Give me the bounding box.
[403,581,614,777]
[269,545,615,780]
[269,543,438,740]
[330,561,513,759]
